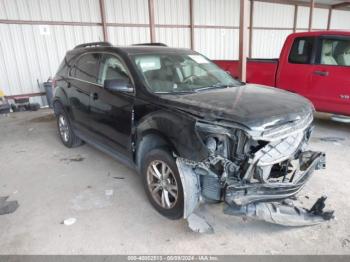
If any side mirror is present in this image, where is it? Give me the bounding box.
[104,79,133,93]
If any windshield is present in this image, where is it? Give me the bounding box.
[132,53,241,94]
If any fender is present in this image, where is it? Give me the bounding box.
[135,109,208,163]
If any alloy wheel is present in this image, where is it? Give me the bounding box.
[58,114,70,143]
[146,160,179,209]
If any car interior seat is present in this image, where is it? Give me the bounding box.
[321,40,338,65]
[337,44,350,66]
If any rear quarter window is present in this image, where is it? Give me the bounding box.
[289,37,315,64]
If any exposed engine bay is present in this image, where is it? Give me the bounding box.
[176,112,334,230]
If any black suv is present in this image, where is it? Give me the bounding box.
[53,42,333,227]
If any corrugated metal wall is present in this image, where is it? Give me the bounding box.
[0,0,103,105]
[194,0,240,59]
[1,0,350,102]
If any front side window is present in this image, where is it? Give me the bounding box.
[132,53,241,94]
[73,53,101,83]
[289,37,314,64]
[320,38,350,66]
[98,55,130,85]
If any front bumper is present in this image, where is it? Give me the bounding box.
[225,151,325,206]
[176,150,333,230]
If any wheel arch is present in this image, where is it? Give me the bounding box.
[134,110,208,170]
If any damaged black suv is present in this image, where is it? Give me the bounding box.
[53,42,333,227]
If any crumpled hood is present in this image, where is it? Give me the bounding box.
[158,84,313,130]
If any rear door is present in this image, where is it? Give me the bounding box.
[277,37,316,98]
[310,37,350,115]
[69,53,102,130]
[89,53,134,158]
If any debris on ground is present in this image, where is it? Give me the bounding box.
[28,127,34,132]
[105,189,114,197]
[342,238,350,248]
[0,196,19,215]
[187,213,214,234]
[30,114,55,123]
[60,155,85,163]
[320,136,345,142]
[61,217,77,226]
[113,176,125,180]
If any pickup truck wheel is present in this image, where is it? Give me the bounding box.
[56,107,83,148]
[142,148,184,220]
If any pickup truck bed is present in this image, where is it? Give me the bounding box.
[215,59,278,87]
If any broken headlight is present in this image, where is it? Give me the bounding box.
[195,122,231,158]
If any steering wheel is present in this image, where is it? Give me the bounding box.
[182,75,199,84]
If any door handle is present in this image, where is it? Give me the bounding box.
[91,92,98,100]
[313,70,329,76]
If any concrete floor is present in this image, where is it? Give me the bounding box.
[0,109,350,255]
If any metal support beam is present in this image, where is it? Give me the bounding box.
[308,0,314,32]
[239,0,249,82]
[148,0,156,43]
[249,0,254,58]
[99,0,108,41]
[332,1,350,9]
[327,8,332,30]
[293,5,298,33]
[189,0,195,50]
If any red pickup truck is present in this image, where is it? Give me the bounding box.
[214,31,350,116]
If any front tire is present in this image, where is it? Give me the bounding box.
[56,106,83,148]
[141,148,184,220]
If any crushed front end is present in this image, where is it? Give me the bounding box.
[176,112,334,228]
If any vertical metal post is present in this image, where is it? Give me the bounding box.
[148,0,156,43]
[293,5,298,33]
[248,0,254,58]
[239,0,249,82]
[99,0,108,41]
[327,8,332,30]
[308,0,314,32]
[189,0,195,50]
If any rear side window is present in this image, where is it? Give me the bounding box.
[72,53,101,84]
[289,37,314,64]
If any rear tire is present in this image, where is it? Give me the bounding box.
[141,148,184,220]
[55,104,83,148]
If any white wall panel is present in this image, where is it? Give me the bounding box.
[253,2,294,28]
[331,10,350,30]
[194,28,239,60]
[194,0,239,26]
[0,24,103,96]
[312,8,328,29]
[105,0,149,24]
[0,0,101,22]
[296,6,309,29]
[252,30,292,58]
[107,27,150,46]
[155,0,189,25]
[156,28,190,48]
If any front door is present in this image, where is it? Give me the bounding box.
[89,53,134,158]
[310,37,350,115]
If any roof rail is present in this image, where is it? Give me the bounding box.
[132,42,168,47]
[74,42,112,49]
